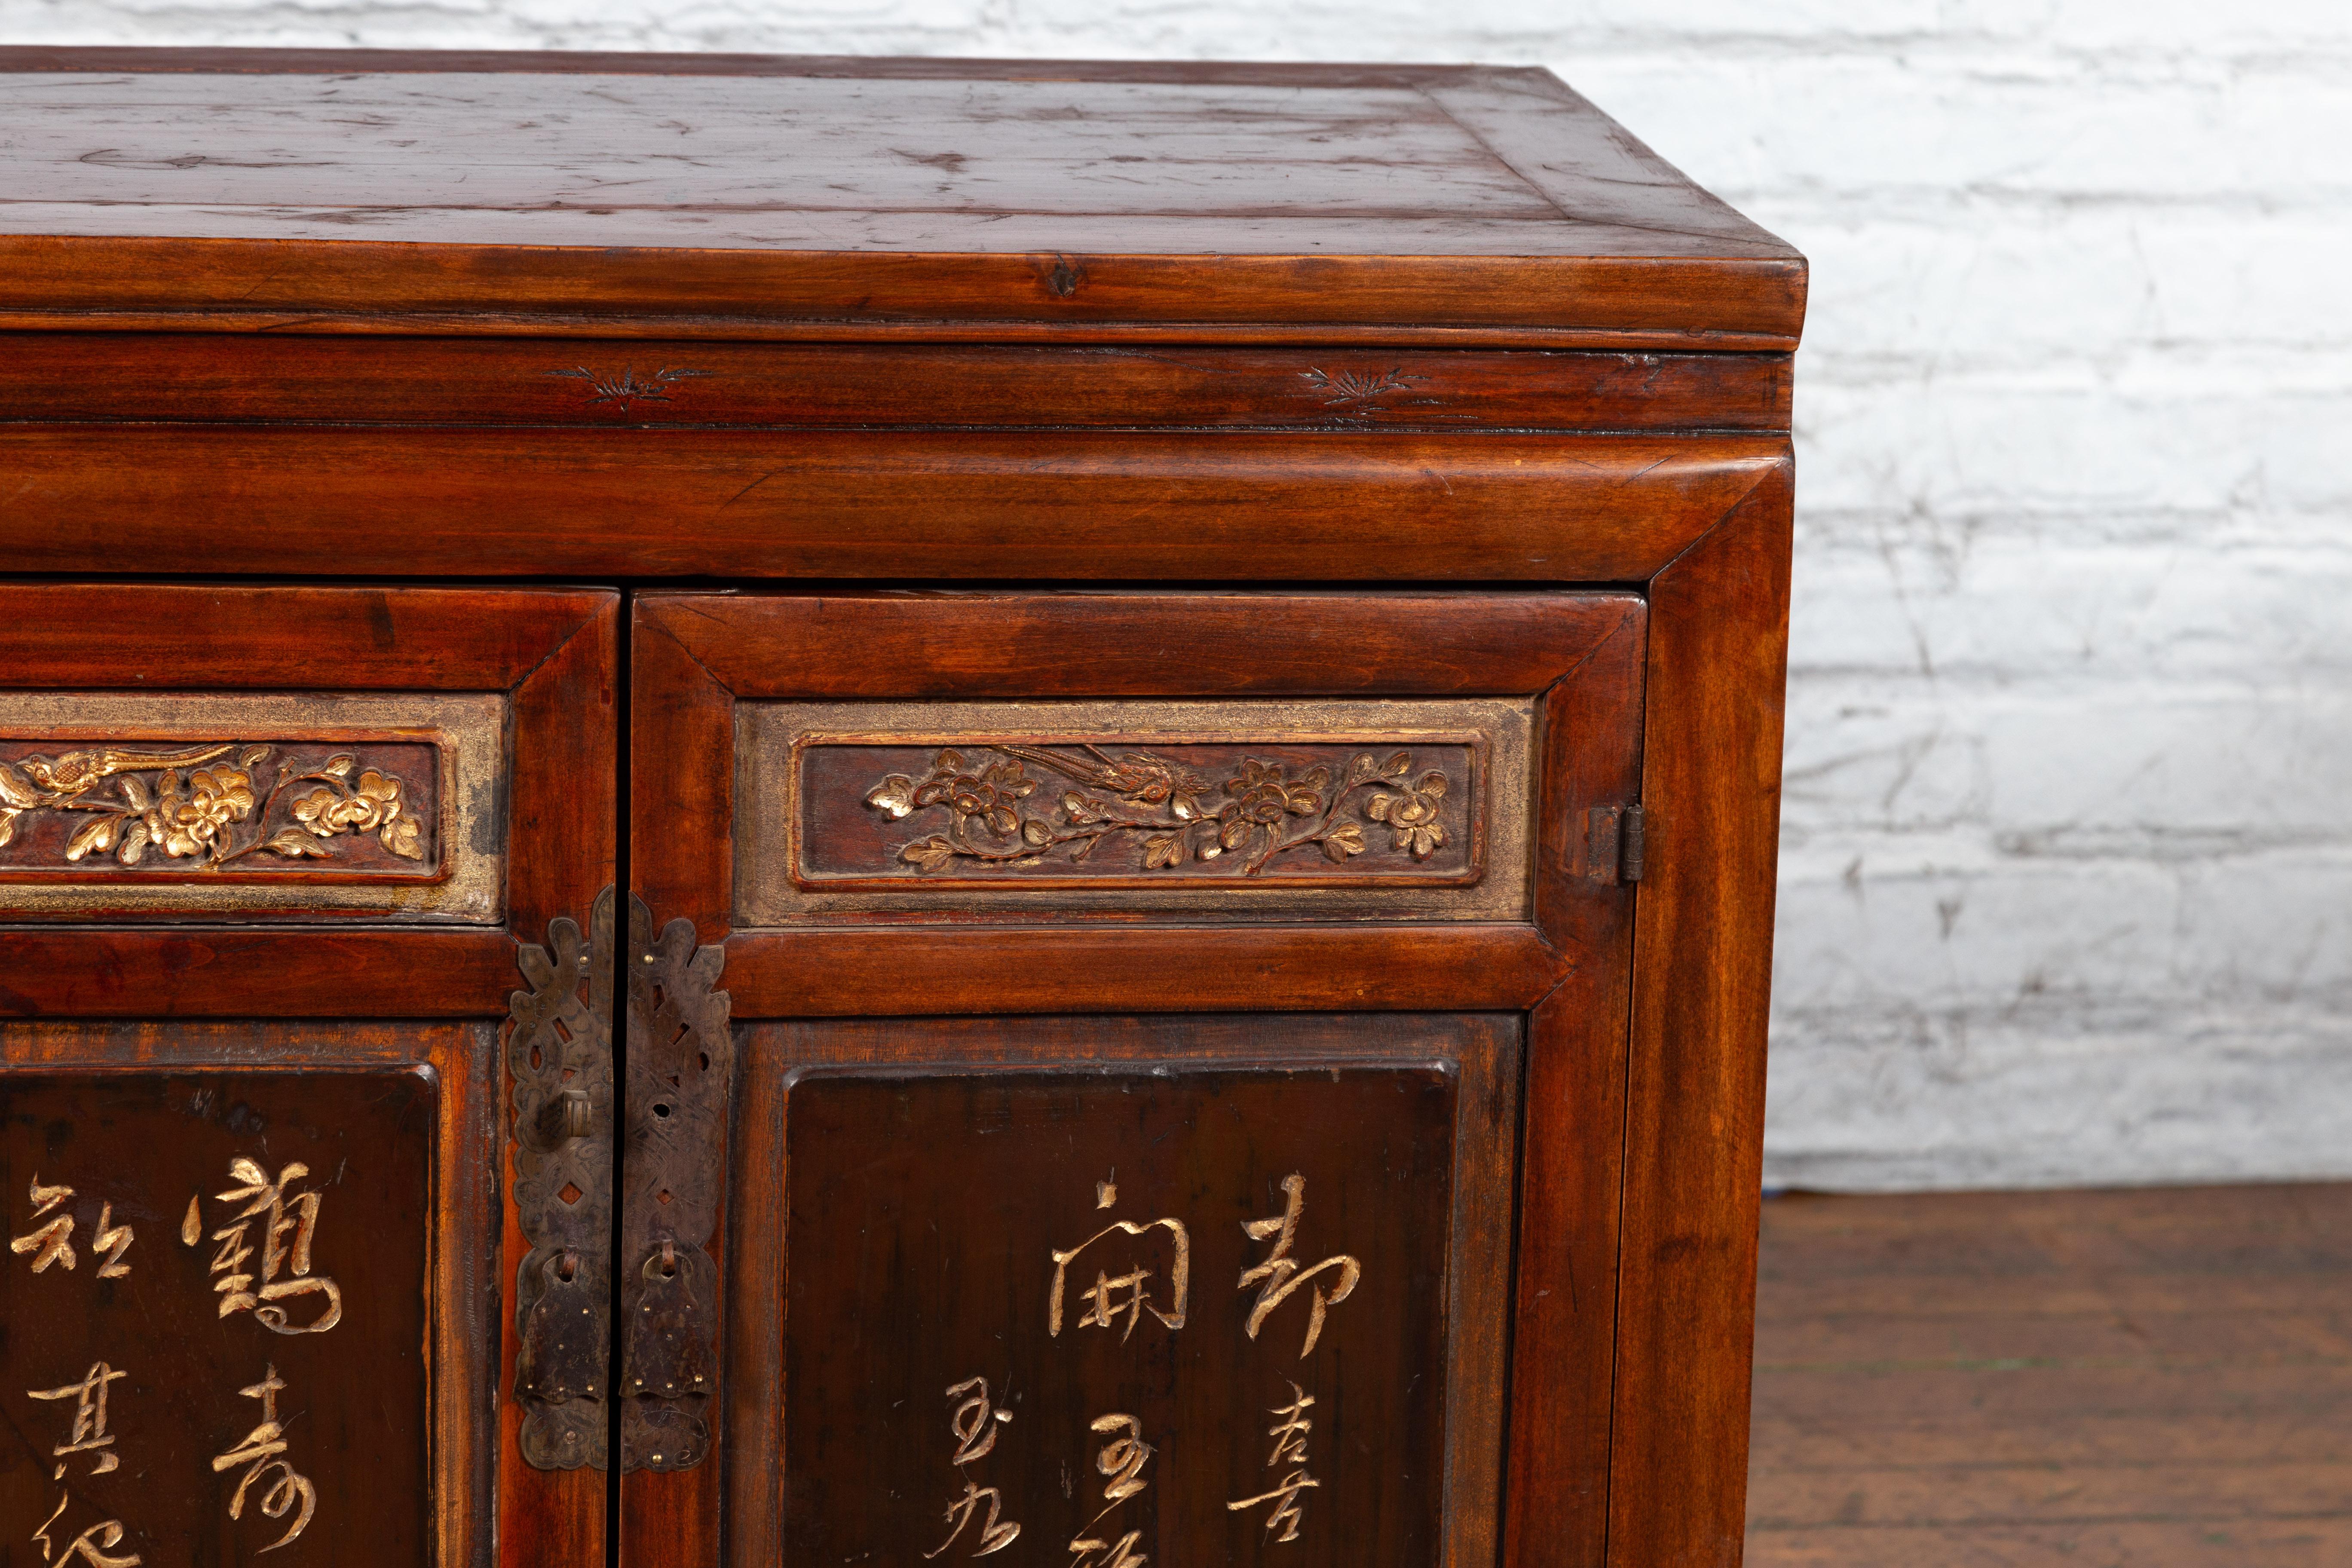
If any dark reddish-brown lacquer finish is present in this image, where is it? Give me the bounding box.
[0,1069,435,1568]
[784,1065,1456,1568]
[2,49,1799,1568]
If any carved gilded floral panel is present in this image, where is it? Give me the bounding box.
[0,740,436,873]
[839,738,1479,885]
[0,693,505,922]
[734,699,1534,927]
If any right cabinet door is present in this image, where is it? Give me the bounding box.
[623,591,1648,1568]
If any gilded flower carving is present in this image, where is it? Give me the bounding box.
[145,764,259,859]
[861,743,1445,877]
[0,743,428,870]
[1368,772,1449,859]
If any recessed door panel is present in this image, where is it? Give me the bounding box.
[726,1014,1521,1568]
[783,1064,1454,1568]
[0,1065,436,1566]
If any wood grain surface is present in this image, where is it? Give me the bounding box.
[0,55,1801,343]
[1747,1183,2352,1567]
[0,337,1791,432]
[1611,460,1794,1566]
[0,429,1785,581]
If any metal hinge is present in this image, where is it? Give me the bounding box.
[506,888,735,1476]
[509,887,618,1471]
[1584,803,1646,885]
[618,895,733,1474]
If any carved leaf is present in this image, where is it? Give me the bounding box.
[238,744,272,769]
[1384,751,1413,778]
[267,828,332,858]
[900,836,958,872]
[1322,821,1366,862]
[381,813,426,861]
[119,775,150,812]
[1020,818,1052,847]
[1062,791,1109,825]
[864,774,919,819]
[1417,771,1448,799]
[322,754,356,778]
[1366,793,1395,822]
[116,821,150,866]
[1143,833,1185,870]
[64,815,118,861]
[0,808,17,848]
[1350,753,1379,784]
[0,764,36,810]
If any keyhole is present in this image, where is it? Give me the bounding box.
[652,1102,671,1118]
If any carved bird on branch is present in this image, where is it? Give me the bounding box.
[0,742,236,807]
[992,744,1209,814]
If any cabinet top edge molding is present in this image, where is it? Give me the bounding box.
[0,49,1806,346]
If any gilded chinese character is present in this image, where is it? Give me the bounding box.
[1225,1381,1320,1544]
[12,1177,77,1272]
[1069,1530,1146,1568]
[29,1362,127,1478]
[1237,1174,1359,1357]
[1049,1179,1190,1342]
[190,1158,342,1334]
[924,1377,1020,1560]
[90,1205,132,1279]
[1087,1414,1152,1508]
[1067,1413,1152,1568]
[209,1364,317,1553]
[31,1496,141,1568]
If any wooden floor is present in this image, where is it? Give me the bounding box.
[1745,1182,2352,1565]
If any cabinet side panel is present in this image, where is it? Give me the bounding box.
[1611,462,1792,1566]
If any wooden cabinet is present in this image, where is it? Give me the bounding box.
[0,49,1803,1568]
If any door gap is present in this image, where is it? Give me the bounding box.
[607,588,634,1564]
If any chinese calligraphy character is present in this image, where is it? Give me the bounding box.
[190,1158,342,1334]
[31,1497,141,1568]
[1237,1174,1359,1357]
[1049,1178,1190,1342]
[924,1376,1020,1559]
[1068,1413,1152,1568]
[12,1182,130,1277]
[29,1362,127,1478]
[1225,1382,1320,1544]
[12,1177,77,1272]
[209,1364,318,1553]
[91,1205,132,1279]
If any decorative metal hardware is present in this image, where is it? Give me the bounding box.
[508,886,617,1471]
[619,894,733,1473]
[1584,804,1646,885]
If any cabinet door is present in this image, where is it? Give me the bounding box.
[0,585,617,1568]
[626,591,1647,1568]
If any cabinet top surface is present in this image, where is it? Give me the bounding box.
[0,49,1804,343]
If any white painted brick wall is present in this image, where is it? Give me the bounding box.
[7,0,2346,1191]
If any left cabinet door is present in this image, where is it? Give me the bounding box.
[0,584,619,1568]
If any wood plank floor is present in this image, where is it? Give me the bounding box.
[1745,1182,2352,1565]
